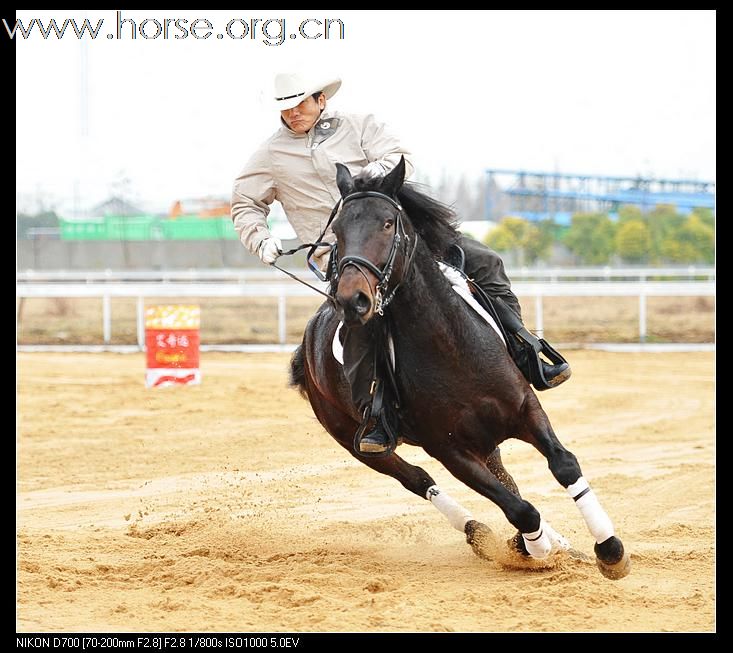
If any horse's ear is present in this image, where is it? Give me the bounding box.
[379,156,406,198]
[335,163,355,198]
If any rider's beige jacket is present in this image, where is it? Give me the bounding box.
[231,110,414,268]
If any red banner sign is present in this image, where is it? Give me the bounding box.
[144,305,201,387]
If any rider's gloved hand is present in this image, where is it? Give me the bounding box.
[258,237,282,265]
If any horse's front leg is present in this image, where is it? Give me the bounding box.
[342,440,495,553]
[518,395,631,580]
[307,389,493,553]
[436,448,559,560]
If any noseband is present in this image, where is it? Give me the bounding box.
[336,191,419,315]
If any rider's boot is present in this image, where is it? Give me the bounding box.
[341,324,395,454]
[492,297,572,390]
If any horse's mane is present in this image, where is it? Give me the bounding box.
[398,183,462,256]
[352,174,461,256]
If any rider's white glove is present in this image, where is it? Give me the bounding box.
[362,161,386,180]
[258,237,282,265]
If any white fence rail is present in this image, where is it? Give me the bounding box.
[17,279,715,346]
[17,266,716,283]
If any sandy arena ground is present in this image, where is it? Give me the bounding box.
[17,351,715,633]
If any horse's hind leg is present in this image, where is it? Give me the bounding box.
[486,447,536,556]
[486,446,520,496]
[519,396,631,579]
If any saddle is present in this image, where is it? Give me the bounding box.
[443,244,569,391]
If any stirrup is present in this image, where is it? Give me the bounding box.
[515,328,570,391]
[353,379,398,457]
[354,414,398,457]
[358,425,391,454]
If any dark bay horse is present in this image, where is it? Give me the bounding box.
[290,158,630,579]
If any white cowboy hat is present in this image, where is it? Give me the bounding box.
[272,72,341,111]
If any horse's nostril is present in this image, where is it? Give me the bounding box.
[352,291,371,315]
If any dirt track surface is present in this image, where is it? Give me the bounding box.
[17,351,715,633]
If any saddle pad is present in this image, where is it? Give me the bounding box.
[437,262,507,348]
[332,323,345,364]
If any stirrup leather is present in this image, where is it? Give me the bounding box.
[353,378,398,458]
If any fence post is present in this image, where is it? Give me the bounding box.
[136,296,145,350]
[278,295,287,344]
[102,294,111,344]
[638,290,647,343]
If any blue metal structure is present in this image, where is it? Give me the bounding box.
[485,170,715,225]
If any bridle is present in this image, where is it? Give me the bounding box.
[335,191,419,315]
[273,189,419,314]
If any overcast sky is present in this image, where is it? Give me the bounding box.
[15,9,716,215]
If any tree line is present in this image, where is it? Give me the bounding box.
[18,172,714,267]
[484,205,714,265]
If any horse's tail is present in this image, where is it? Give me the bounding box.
[289,344,308,398]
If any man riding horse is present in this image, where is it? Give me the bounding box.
[231,72,571,454]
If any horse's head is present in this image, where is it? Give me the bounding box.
[332,157,413,326]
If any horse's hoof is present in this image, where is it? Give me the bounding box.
[507,531,530,557]
[596,552,631,579]
[465,520,495,561]
[594,536,631,580]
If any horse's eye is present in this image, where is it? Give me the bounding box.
[384,220,394,230]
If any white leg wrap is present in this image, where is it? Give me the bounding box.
[543,521,571,551]
[567,477,589,496]
[426,485,473,532]
[522,521,552,559]
[567,476,615,544]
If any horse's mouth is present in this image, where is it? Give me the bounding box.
[337,288,375,326]
[340,306,373,327]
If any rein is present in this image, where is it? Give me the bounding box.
[270,245,335,302]
[270,197,344,302]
